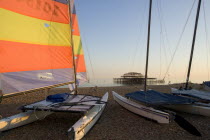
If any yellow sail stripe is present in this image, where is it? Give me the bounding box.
[73,35,84,55]
[0,8,71,46]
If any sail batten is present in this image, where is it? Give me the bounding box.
[0,0,76,95]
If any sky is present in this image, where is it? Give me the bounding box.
[74,0,210,84]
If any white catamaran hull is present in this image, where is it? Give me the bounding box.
[0,111,52,131]
[68,92,108,140]
[112,91,170,124]
[170,88,210,116]
[164,103,210,117]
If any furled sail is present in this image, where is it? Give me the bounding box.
[69,0,87,89]
[0,0,75,96]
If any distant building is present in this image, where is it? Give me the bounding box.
[113,72,157,84]
[121,72,144,78]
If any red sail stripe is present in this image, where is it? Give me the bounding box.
[0,0,69,24]
[0,40,73,73]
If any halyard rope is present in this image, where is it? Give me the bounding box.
[163,0,196,81]
[33,105,51,120]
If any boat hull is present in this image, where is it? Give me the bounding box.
[112,91,170,124]
[164,103,210,117]
[170,88,210,116]
[171,88,210,102]
[68,92,108,140]
[0,111,52,131]
[204,85,210,92]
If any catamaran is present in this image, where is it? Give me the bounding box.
[0,0,108,139]
[113,0,203,136]
[170,0,210,114]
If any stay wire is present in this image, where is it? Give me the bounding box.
[129,2,147,72]
[75,2,96,82]
[203,0,210,80]
[163,0,196,81]
[157,0,162,79]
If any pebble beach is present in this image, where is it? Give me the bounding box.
[0,84,210,140]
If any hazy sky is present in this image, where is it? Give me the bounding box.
[75,0,210,83]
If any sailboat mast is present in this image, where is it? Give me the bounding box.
[68,0,78,94]
[144,0,153,92]
[185,0,202,89]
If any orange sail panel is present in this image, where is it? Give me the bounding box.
[0,0,75,95]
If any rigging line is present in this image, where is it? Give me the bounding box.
[83,37,95,81]
[158,0,178,82]
[157,0,162,79]
[159,0,172,56]
[159,31,162,79]
[203,0,210,80]
[157,0,170,81]
[129,2,147,72]
[162,0,196,80]
[75,2,95,82]
[157,0,172,81]
[129,1,147,72]
[159,1,169,80]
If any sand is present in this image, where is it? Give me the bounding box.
[0,85,210,140]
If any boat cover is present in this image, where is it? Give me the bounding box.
[46,93,70,103]
[172,88,210,102]
[204,81,210,87]
[125,90,195,105]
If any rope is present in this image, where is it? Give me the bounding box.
[157,0,162,79]
[33,105,51,120]
[129,2,147,72]
[75,2,95,82]
[203,0,210,80]
[84,40,95,81]
[163,0,196,81]
[156,0,178,82]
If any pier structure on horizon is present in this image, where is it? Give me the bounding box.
[113,72,164,84]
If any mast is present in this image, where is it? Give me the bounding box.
[185,0,202,89]
[68,0,78,94]
[144,0,153,92]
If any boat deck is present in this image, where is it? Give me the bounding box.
[22,94,101,113]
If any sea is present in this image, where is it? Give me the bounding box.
[58,78,168,88]
[0,78,167,90]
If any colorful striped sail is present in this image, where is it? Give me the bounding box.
[70,0,87,88]
[0,0,77,95]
